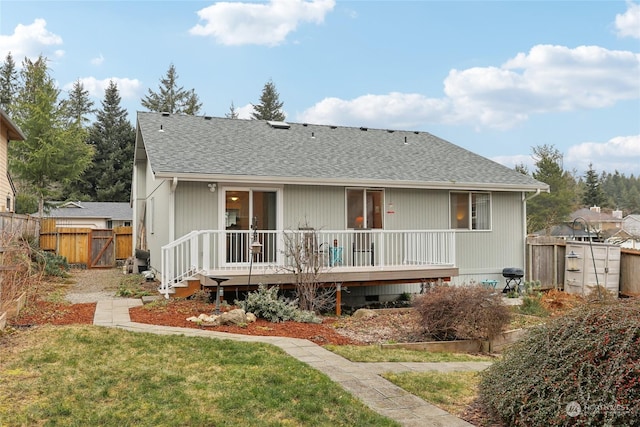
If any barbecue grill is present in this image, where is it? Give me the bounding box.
[502,267,524,293]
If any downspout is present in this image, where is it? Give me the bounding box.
[170,177,178,243]
[522,188,546,282]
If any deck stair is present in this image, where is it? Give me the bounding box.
[167,277,202,299]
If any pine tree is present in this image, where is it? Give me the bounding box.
[61,79,95,127]
[0,52,18,112]
[251,79,285,121]
[527,144,576,233]
[141,64,201,115]
[10,56,93,215]
[226,101,239,119]
[67,80,134,202]
[582,163,606,208]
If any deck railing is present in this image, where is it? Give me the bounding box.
[160,229,456,296]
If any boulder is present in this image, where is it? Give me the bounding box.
[218,308,248,326]
[246,312,257,323]
[352,308,378,320]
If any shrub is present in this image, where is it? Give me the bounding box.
[518,294,549,317]
[412,285,511,341]
[480,300,640,426]
[236,284,320,323]
[34,250,69,277]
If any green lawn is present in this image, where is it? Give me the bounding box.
[325,344,495,363]
[0,325,399,427]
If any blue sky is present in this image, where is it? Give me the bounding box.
[1,0,639,176]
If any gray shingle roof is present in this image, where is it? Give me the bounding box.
[44,202,132,220]
[136,112,548,191]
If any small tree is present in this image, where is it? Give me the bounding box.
[582,163,606,208]
[141,63,202,115]
[225,100,239,119]
[10,56,93,215]
[251,79,285,121]
[0,52,18,112]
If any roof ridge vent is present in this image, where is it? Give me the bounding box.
[161,112,170,117]
[360,127,368,131]
[267,120,290,129]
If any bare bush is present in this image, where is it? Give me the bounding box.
[412,285,512,341]
[279,226,336,313]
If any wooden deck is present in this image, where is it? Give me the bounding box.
[198,264,458,289]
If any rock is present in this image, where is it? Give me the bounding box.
[218,309,247,326]
[352,308,378,320]
[246,312,257,323]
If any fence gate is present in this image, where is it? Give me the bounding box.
[90,229,115,268]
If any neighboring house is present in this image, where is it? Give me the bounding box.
[133,112,549,305]
[0,108,26,213]
[41,201,133,229]
[533,206,624,242]
[608,215,640,250]
[569,206,623,240]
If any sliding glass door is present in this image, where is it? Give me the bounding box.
[225,189,277,263]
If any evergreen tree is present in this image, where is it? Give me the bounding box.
[141,64,201,115]
[251,79,285,121]
[67,80,134,202]
[61,79,95,127]
[526,144,576,233]
[0,52,18,112]
[10,56,93,215]
[226,101,239,119]
[582,163,606,208]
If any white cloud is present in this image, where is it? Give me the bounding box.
[189,0,335,46]
[237,103,254,119]
[91,53,105,66]
[491,154,535,172]
[615,1,640,39]
[63,77,142,100]
[0,18,64,61]
[300,44,640,131]
[298,93,450,129]
[566,135,640,174]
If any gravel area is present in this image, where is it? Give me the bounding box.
[64,268,126,304]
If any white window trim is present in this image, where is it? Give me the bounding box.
[449,191,492,231]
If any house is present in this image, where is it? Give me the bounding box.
[533,206,624,242]
[41,201,132,229]
[608,214,640,250]
[0,108,26,212]
[132,112,549,306]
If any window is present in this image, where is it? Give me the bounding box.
[450,192,491,230]
[347,189,384,229]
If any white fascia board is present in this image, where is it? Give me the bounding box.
[152,172,549,193]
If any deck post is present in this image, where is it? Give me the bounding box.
[335,283,342,316]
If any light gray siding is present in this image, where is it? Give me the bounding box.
[453,191,525,285]
[283,185,345,230]
[146,175,171,271]
[175,181,218,237]
[385,188,449,230]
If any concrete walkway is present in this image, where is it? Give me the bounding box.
[94,298,490,427]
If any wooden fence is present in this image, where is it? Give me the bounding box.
[40,219,132,268]
[526,236,640,296]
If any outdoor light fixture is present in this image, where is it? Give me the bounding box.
[566,250,580,272]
